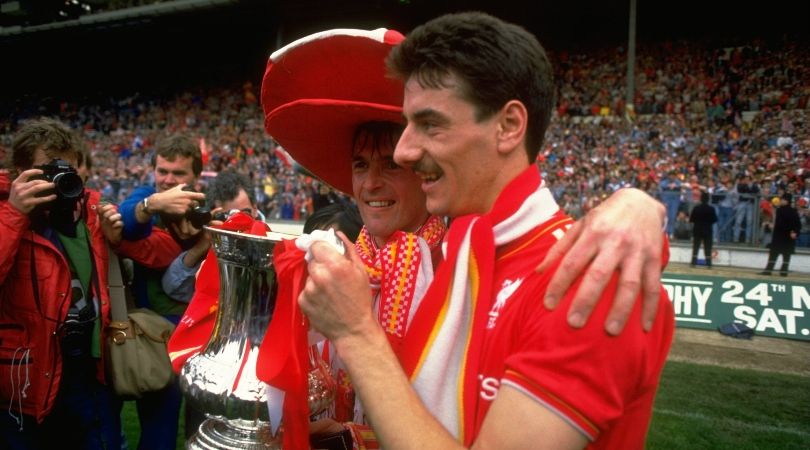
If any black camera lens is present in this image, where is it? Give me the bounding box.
[32,159,84,205]
[187,206,212,229]
[52,171,84,199]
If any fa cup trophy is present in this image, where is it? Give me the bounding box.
[180,227,335,449]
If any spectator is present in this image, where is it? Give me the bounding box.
[673,210,693,240]
[658,171,683,237]
[797,197,810,248]
[709,177,733,242]
[690,191,718,267]
[733,173,761,243]
[760,193,802,276]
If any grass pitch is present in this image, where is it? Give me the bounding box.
[648,361,810,450]
[122,360,810,449]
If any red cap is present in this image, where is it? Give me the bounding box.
[261,28,405,194]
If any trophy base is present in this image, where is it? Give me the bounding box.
[187,417,281,450]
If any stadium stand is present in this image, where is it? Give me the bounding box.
[1,1,808,246]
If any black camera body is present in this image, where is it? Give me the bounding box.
[181,186,212,228]
[32,159,84,203]
[187,205,213,229]
[212,210,230,222]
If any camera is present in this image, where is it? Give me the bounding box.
[187,205,213,229]
[181,186,213,228]
[33,159,84,201]
[213,210,230,222]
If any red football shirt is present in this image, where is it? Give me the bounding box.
[472,213,675,448]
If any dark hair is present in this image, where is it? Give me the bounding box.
[151,135,203,177]
[387,11,555,162]
[10,117,81,171]
[352,121,404,157]
[304,202,363,243]
[207,170,256,206]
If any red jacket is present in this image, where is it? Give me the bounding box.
[0,187,113,423]
[115,226,182,270]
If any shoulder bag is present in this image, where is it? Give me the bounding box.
[105,246,176,399]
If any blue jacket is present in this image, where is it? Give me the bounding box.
[120,184,156,240]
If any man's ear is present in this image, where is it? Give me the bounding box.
[496,100,528,156]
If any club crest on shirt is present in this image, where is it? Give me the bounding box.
[488,278,523,329]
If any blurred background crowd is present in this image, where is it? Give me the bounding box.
[1,4,808,249]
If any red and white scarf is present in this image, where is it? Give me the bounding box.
[355,215,446,349]
[398,167,559,444]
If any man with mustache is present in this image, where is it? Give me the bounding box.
[297,15,674,449]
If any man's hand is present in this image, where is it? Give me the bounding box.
[537,188,666,335]
[8,169,56,215]
[148,184,206,216]
[299,233,377,344]
[98,203,124,246]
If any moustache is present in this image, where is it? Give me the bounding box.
[412,158,442,176]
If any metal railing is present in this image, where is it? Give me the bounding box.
[661,192,766,246]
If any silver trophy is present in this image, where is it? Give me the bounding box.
[179,227,335,449]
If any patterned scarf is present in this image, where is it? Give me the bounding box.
[355,215,446,347]
[398,167,559,444]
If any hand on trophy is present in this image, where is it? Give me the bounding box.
[299,232,376,345]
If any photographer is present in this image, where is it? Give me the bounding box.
[0,117,122,449]
[161,170,263,304]
[116,134,205,450]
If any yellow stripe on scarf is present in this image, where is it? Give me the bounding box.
[457,247,481,441]
[386,233,417,335]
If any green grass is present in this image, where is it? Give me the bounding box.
[648,361,810,450]
[121,399,186,450]
[123,361,810,450]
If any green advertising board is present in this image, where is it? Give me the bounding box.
[661,273,810,341]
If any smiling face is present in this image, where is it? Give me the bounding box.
[393,76,507,218]
[351,140,429,246]
[154,155,197,193]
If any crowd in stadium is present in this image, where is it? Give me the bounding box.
[1,36,809,247]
